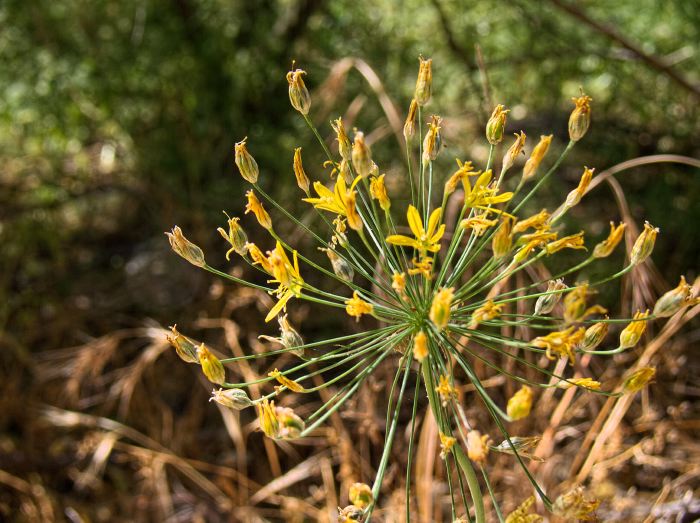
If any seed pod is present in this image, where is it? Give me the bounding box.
[322,248,354,283]
[166,325,199,363]
[568,91,592,142]
[507,386,533,421]
[210,388,253,410]
[234,137,259,183]
[278,315,305,358]
[653,275,695,318]
[622,366,655,393]
[414,56,433,106]
[165,226,206,267]
[348,483,373,509]
[630,221,659,265]
[351,131,373,178]
[619,310,649,349]
[579,320,608,351]
[286,67,311,115]
[534,279,567,316]
[217,214,248,259]
[403,98,418,140]
[485,104,509,145]
[197,344,226,385]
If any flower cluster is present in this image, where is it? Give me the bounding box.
[166,57,696,522]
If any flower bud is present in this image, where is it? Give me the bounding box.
[429,287,454,331]
[492,217,514,258]
[217,214,248,260]
[534,279,567,316]
[245,190,272,229]
[619,309,649,349]
[414,56,433,106]
[568,91,592,142]
[234,137,259,183]
[210,388,253,410]
[403,98,418,140]
[286,67,311,115]
[332,117,352,161]
[369,174,391,211]
[593,221,626,258]
[507,385,533,420]
[351,131,373,178]
[579,319,608,351]
[501,131,526,175]
[165,226,205,267]
[392,272,406,295]
[345,291,373,321]
[630,221,659,265]
[166,324,199,363]
[412,331,428,361]
[293,147,310,194]
[422,115,442,165]
[485,104,509,145]
[653,275,696,318]
[197,344,226,385]
[349,483,373,509]
[269,369,305,392]
[466,430,491,463]
[522,135,553,182]
[622,366,655,393]
[322,247,354,283]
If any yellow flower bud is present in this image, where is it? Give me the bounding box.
[345,291,374,321]
[292,147,310,194]
[507,385,533,420]
[369,174,391,211]
[534,279,567,316]
[522,135,553,182]
[654,275,696,318]
[501,131,526,175]
[351,131,373,178]
[579,319,609,351]
[348,482,373,509]
[165,226,205,267]
[197,344,225,385]
[568,91,592,142]
[286,67,311,115]
[332,117,352,161]
[217,214,248,259]
[466,430,491,463]
[412,331,428,361]
[422,115,442,165]
[492,217,514,258]
[619,309,649,349]
[403,98,418,140]
[544,231,586,254]
[429,287,454,331]
[210,388,253,410]
[630,221,659,265]
[486,104,510,145]
[593,221,626,258]
[622,366,655,393]
[558,377,601,391]
[234,137,259,183]
[166,324,199,363]
[245,189,272,229]
[414,55,433,106]
[512,209,551,234]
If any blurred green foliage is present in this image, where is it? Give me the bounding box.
[1,0,698,351]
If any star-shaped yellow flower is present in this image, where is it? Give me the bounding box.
[386,205,445,254]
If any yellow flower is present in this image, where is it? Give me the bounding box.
[507,385,533,420]
[331,117,352,161]
[422,115,443,164]
[245,190,272,230]
[522,135,553,182]
[292,147,310,194]
[268,368,306,392]
[414,55,433,106]
[217,214,248,259]
[430,287,454,330]
[654,275,697,318]
[369,174,391,211]
[564,167,594,208]
[505,496,542,523]
[619,309,649,349]
[461,214,498,237]
[501,131,527,176]
[348,483,373,509]
[303,176,362,231]
[568,91,592,142]
[345,291,374,321]
[435,374,457,406]
[439,432,457,458]
[408,256,434,279]
[593,221,626,258]
[467,430,492,463]
[531,326,585,364]
[445,159,479,196]
[234,136,259,183]
[392,272,406,295]
[631,221,659,265]
[486,104,510,145]
[403,98,419,140]
[386,205,445,255]
[246,242,273,274]
[622,366,656,393]
[463,169,513,208]
[558,377,601,390]
[264,242,304,322]
[286,67,311,115]
[469,300,502,329]
[412,331,429,361]
[198,343,226,385]
[492,216,514,258]
[166,226,206,268]
[544,231,586,254]
[512,209,551,234]
[552,486,599,521]
[351,131,373,178]
[563,284,607,324]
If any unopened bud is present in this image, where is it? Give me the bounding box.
[619,310,649,349]
[593,221,626,258]
[522,135,553,182]
[622,366,655,393]
[630,221,659,265]
[245,190,272,230]
[413,331,429,361]
[234,137,259,183]
[485,104,509,145]
[165,226,205,267]
[286,67,311,115]
[534,279,567,316]
[369,174,391,211]
[414,56,433,106]
[198,344,226,385]
[492,217,514,258]
[429,287,454,331]
[507,385,533,420]
[579,320,608,351]
[351,131,373,178]
[568,91,592,142]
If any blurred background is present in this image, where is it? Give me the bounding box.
[1,0,698,521]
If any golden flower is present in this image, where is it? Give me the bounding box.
[568,91,592,142]
[545,231,586,254]
[445,159,478,197]
[552,486,599,521]
[654,275,697,318]
[369,174,391,211]
[619,309,650,349]
[344,190,363,232]
[245,190,272,230]
[501,131,527,176]
[332,117,352,161]
[564,167,594,208]
[246,242,273,274]
[166,226,206,268]
[422,114,443,164]
[351,131,373,178]
[531,326,585,364]
[321,247,354,283]
[463,169,513,208]
[505,496,542,523]
[534,279,567,316]
[593,221,626,258]
[631,221,659,265]
[558,377,601,390]
[387,205,445,255]
[404,98,419,140]
[512,209,551,234]
[412,331,429,361]
[198,344,226,385]
[234,136,259,183]
[304,177,351,215]
[392,272,406,295]
[348,482,373,509]
[292,147,310,194]
[269,368,306,393]
[461,214,498,237]
[522,135,553,182]
[218,214,248,259]
[286,67,311,115]
[579,319,609,351]
[435,374,457,406]
[563,284,607,324]
[622,366,656,393]
[414,55,433,106]
[166,324,199,363]
[469,300,502,329]
[492,216,514,258]
[467,430,492,463]
[439,432,457,459]
[264,242,304,322]
[409,256,434,279]
[430,287,454,331]
[486,104,510,145]
[507,385,534,420]
[210,388,253,410]
[345,291,374,321]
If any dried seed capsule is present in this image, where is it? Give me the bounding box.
[217,214,248,259]
[322,248,354,283]
[630,221,659,265]
[534,279,567,316]
[414,56,433,106]
[486,104,509,145]
[166,324,199,363]
[653,275,695,318]
[234,137,259,183]
[351,131,373,178]
[552,486,599,521]
[286,67,311,115]
[579,320,608,351]
[210,388,253,410]
[197,344,226,385]
[165,226,206,267]
[568,91,592,142]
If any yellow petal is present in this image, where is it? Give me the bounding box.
[386,235,420,248]
[406,205,424,238]
[266,291,293,322]
[426,208,443,237]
